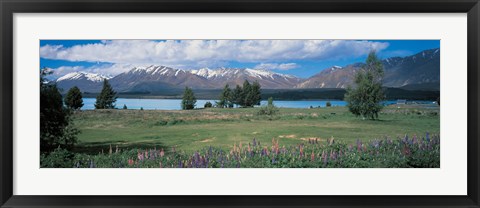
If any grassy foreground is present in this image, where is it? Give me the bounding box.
[71,105,439,154]
[41,105,440,168]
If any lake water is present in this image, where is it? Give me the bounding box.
[81,98,434,110]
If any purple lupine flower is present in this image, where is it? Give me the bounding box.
[201,156,206,168]
[426,132,430,143]
[322,151,328,166]
[149,150,155,160]
[195,151,200,161]
[178,160,183,168]
[137,151,144,161]
[356,139,362,152]
[403,134,409,144]
[252,138,257,147]
[332,151,338,160]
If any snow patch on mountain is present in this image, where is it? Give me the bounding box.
[57,72,111,82]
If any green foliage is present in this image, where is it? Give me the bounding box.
[204,101,213,108]
[232,85,244,107]
[123,104,128,109]
[251,81,262,106]
[64,86,84,110]
[181,87,196,110]
[326,101,332,107]
[40,147,75,168]
[217,84,233,108]
[40,68,79,153]
[95,79,117,109]
[344,51,385,120]
[229,80,262,108]
[242,80,253,106]
[257,97,279,116]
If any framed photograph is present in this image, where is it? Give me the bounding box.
[1,0,479,207]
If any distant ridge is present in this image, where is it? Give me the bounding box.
[55,48,440,93]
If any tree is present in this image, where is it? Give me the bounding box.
[64,86,84,110]
[344,51,385,120]
[229,81,262,108]
[232,84,244,107]
[40,68,79,153]
[217,84,232,108]
[181,87,197,110]
[95,79,117,109]
[251,80,262,106]
[242,80,253,107]
[123,104,128,109]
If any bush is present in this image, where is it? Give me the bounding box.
[326,101,332,107]
[257,97,279,116]
[204,101,213,108]
[40,147,75,168]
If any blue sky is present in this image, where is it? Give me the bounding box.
[40,40,439,78]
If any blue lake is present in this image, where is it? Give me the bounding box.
[81,98,435,110]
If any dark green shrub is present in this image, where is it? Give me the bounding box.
[257,97,279,116]
[40,147,75,168]
[204,101,213,108]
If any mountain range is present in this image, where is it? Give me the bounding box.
[55,48,440,93]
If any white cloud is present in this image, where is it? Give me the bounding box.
[254,63,299,71]
[40,40,389,68]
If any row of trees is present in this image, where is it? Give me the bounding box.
[217,80,261,108]
[180,80,262,110]
[63,79,118,110]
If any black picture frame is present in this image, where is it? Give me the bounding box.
[1,0,479,207]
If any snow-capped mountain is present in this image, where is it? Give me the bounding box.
[57,72,111,82]
[296,48,440,89]
[108,66,303,92]
[56,72,112,93]
[54,48,440,93]
[109,65,215,92]
[295,64,361,89]
[191,67,302,89]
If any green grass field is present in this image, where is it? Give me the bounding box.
[71,105,439,155]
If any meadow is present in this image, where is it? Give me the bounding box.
[40,104,440,168]
[71,105,439,155]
